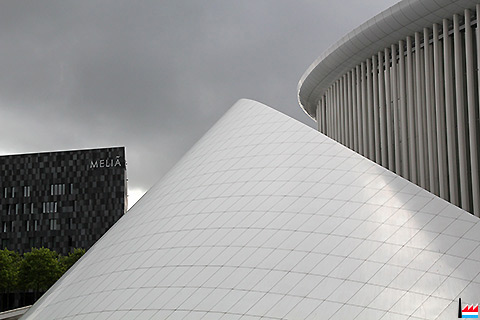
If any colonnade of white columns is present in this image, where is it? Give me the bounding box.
[316,7,480,217]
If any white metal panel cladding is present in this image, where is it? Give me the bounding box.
[310,4,480,217]
[22,100,480,319]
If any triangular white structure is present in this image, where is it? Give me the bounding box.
[23,100,480,319]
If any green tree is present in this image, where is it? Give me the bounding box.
[18,247,62,299]
[0,248,20,291]
[59,248,86,273]
[0,249,20,308]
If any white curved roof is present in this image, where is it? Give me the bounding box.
[22,100,480,319]
[298,0,479,119]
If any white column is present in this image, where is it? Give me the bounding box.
[335,81,341,142]
[453,14,470,211]
[415,32,427,189]
[339,79,343,141]
[324,90,328,135]
[443,18,459,206]
[384,48,394,171]
[339,78,344,144]
[406,36,417,184]
[341,75,347,146]
[330,84,334,138]
[322,95,327,133]
[329,85,333,138]
[341,78,345,144]
[315,98,322,132]
[433,23,448,200]
[372,55,381,163]
[329,84,335,140]
[392,44,401,174]
[326,90,330,136]
[316,96,325,132]
[420,40,429,190]
[336,80,341,143]
[399,40,409,179]
[322,93,327,133]
[378,51,388,168]
[471,6,480,216]
[361,62,368,158]
[318,98,322,133]
[367,59,374,160]
[326,88,330,136]
[348,71,354,150]
[330,86,334,138]
[343,76,346,145]
[334,83,338,138]
[424,27,439,196]
[346,74,352,149]
[319,96,324,133]
[350,68,359,152]
[356,65,363,154]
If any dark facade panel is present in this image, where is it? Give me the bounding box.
[0,147,127,255]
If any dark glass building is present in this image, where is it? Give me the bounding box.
[0,147,127,255]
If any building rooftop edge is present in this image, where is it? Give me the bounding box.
[0,146,125,159]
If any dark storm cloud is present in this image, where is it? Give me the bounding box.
[0,0,398,205]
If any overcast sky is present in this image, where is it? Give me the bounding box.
[0,0,399,208]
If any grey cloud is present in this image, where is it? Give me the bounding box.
[0,0,399,199]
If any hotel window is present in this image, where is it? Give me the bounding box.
[49,219,58,230]
[34,220,39,231]
[2,222,6,233]
[26,221,30,232]
[10,221,14,232]
[43,202,58,213]
[3,187,14,198]
[23,186,31,197]
[15,204,19,215]
[51,184,66,196]
[31,203,34,214]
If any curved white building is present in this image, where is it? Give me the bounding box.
[21,100,480,319]
[299,0,480,217]
[21,1,480,319]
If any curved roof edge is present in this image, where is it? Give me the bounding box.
[298,0,478,120]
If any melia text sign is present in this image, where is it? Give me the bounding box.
[89,156,124,169]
